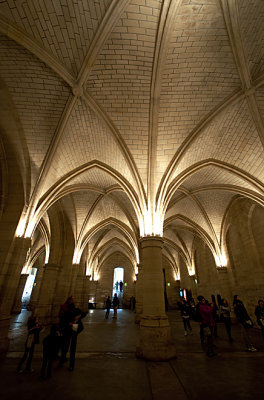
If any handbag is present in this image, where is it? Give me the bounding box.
[244,319,253,328]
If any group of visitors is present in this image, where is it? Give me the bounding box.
[114,280,123,292]
[16,295,86,378]
[178,295,264,357]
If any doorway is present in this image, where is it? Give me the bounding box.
[112,267,124,299]
[21,268,37,309]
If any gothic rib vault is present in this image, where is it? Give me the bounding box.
[0,0,264,357]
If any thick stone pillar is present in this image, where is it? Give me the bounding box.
[34,263,61,323]
[29,267,44,312]
[69,263,79,295]
[74,264,87,311]
[135,263,143,323]
[216,267,232,304]
[0,237,31,353]
[189,275,198,300]
[136,237,176,361]
[12,273,28,314]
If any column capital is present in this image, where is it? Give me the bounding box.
[216,267,228,273]
[139,236,164,250]
[43,263,61,271]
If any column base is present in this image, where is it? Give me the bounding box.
[136,315,177,361]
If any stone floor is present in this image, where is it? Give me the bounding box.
[1,308,264,400]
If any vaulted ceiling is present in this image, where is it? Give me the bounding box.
[1,0,264,274]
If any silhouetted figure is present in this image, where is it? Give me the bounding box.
[119,281,123,292]
[255,299,264,338]
[197,296,216,358]
[115,281,119,291]
[112,293,120,319]
[105,296,112,319]
[180,299,192,336]
[16,316,42,373]
[40,325,60,379]
[220,299,233,342]
[59,296,87,370]
[233,295,256,352]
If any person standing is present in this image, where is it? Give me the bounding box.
[16,316,42,373]
[254,299,264,338]
[197,296,216,357]
[220,299,233,342]
[180,299,192,336]
[40,324,60,379]
[68,306,86,371]
[58,296,75,365]
[105,296,112,319]
[59,296,86,370]
[112,293,120,319]
[233,295,257,352]
[119,281,123,292]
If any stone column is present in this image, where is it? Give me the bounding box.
[34,263,61,323]
[74,264,86,310]
[189,275,198,300]
[12,273,28,314]
[135,263,143,323]
[136,237,176,361]
[69,264,79,295]
[216,267,232,304]
[29,267,44,312]
[0,237,31,353]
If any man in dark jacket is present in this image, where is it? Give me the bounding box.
[112,293,120,319]
[233,295,257,351]
[41,324,60,378]
[255,299,264,338]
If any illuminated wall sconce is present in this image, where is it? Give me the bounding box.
[167,282,171,287]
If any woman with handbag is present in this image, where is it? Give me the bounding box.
[233,295,257,352]
[16,315,42,373]
[220,299,233,342]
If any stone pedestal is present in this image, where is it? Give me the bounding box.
[34,263,61,323]
[136,237,176,361]
[12,273,28,314]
